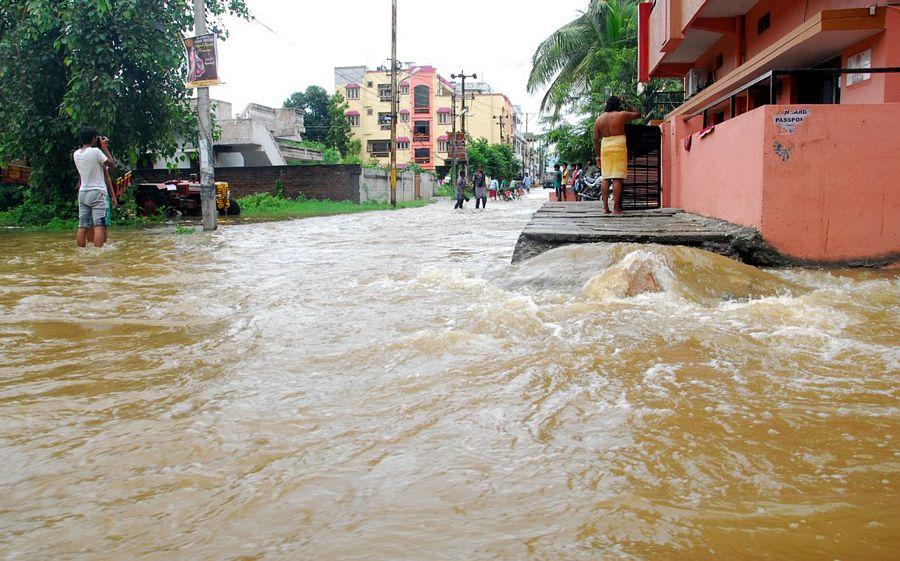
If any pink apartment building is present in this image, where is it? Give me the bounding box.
[639,0,899,262]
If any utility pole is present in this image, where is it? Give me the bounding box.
[194,0,216,231]
[451,71,476,181]
[389,0,398,207]
[494,113,506,145]
[450,91,458,188]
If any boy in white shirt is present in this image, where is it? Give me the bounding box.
[73,127,115,247]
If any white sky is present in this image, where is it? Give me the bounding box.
[213,0,587,132]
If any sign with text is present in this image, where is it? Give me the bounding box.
[448,132,467,161]
[773,108,810,134]
[184,33,219,88]
[847,48,872,86]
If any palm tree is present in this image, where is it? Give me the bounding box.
[527,0,638,118]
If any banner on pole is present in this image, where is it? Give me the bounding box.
[449,132,467,161]
[184,33,219,88]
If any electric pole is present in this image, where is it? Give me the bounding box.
[494,113,506,145]
[450,91,458,188]
[389,0,398,207]
[451,71,476,181]
[194,0,216,231]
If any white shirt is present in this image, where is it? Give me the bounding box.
[73,147,108,191]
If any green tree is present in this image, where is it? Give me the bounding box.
[284,85,330,143]
[0,0,249,221]
[325,92,353,157]
[528,0,679,120]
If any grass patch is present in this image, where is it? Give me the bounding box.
[237,193,432,221]
[174,225,196,235]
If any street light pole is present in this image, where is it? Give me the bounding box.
[389,0,398,207]
[194,0,216,231]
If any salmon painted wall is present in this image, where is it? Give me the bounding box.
[743,0,874,60]
[841,7,900,104]
[760,104,900,261]
[669,109,766,228]
[665,103,900,261]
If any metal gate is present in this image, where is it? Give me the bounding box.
[622,124,661,210]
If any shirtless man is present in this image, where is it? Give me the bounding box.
[593,96,641,214]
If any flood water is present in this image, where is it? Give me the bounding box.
[1,194,898,560]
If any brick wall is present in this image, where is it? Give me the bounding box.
[135,165,362,203]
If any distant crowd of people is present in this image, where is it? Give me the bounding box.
[450,166,533,210]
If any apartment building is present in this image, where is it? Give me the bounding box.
[639,0,899,262]
[334,65,518,173]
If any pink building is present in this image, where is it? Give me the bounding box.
[639,1,899,263]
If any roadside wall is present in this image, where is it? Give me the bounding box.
[664,103,900,261]
[136,165,362,202]
[760,103,900,261]
[359,168,435,203]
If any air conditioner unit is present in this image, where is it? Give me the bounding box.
[685,68,707,99]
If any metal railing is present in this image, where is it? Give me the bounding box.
[687,67,900,124]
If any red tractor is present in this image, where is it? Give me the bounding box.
[135,177,240,217]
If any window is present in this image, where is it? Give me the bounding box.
[397,141,409,150]
[400,84,409,95]
[368,140,391,157]
[757,12,770,35]
[414,85,429,113]
[400,112,409,123]
[438,140,448,152]
[348,114,359,127]
[378,84,392,102]
[413,120,430,140]
[414,148,430,163]
[378,112,392,130]
[438,112,451,125]
[346,86,359,100]
[367,81,373,87]
[366,108,373,116]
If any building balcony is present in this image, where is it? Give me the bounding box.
[412,134,430,143]
[414,107,430,114]
[642,4,887,81]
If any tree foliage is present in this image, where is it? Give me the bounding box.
[284,85,330,143]
[0,0,249,218]
[466,139,519,181]
[528,0,682,162]
[324,92,353,157]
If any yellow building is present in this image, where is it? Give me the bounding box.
[334,65,517,174]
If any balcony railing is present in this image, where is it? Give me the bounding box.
[687,67,900,126]
[414,106,430,114]
[414,158,430,164]
[413,134,430,142]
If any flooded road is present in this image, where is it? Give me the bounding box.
[1,194,898,560]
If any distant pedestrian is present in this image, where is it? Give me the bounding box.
[553,164,562,201]
[523,173,532,193]
[454,172,468,209]
[570,163,582,197]
[489,177,499,201]
[473,166,487,209]
[74,126,116,248]
[559,164,570,202]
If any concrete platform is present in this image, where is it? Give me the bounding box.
[512,202,786,265]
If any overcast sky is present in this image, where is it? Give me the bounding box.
[213,0,587,131]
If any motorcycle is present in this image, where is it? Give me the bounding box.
[576,171,605,202]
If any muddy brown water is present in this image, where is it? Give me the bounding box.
[1,194,897,560]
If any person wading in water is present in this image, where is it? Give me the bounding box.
[593,96,640,214]
[473,166,487,209]
[74,127,116,247]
